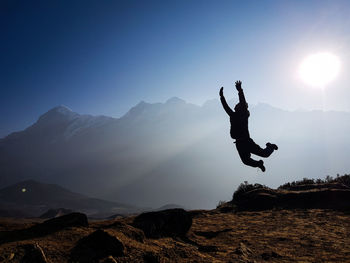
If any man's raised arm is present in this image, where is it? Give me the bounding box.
[235,80,247,108]
[219,87,234,116]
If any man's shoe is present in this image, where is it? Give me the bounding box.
[258,160,265,172]
[266,142,278,150]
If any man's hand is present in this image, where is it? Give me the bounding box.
[235,80,242,91]
[219,87,224,97]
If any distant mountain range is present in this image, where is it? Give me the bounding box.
[1,98,350,209]
[0,180,140,218]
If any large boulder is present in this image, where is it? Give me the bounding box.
[21,244,48,263]
[279,182,350,191]
[132,208,192,238]
[234,187,350,211]
[70,229,124,263]
[39,208,74,219]
[10,244,48,263]
[30,212,88,235]
[0,213,88,244]
[280,188,350,209]
[235,189,277,210]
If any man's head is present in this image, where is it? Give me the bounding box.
[234,102,248,112]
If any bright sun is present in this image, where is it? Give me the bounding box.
[298,52,341,88]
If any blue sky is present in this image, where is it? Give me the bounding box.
[1,0,350,137]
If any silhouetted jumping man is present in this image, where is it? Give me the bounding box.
[219,80,278,172]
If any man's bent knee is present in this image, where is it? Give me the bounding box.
[241,157,259,167]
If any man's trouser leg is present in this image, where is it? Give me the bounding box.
[235,139,261,167]
[248,139,274,158]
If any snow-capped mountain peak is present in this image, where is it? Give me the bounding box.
[51,105,74,114]
[37,105,79,124]
[166,97,186,105]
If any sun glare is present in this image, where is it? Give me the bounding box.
[298,52,340,88]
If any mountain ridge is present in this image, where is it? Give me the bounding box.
[1,99,350,208]
[3,99,348,141]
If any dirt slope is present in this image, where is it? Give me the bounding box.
[0,208,349,262]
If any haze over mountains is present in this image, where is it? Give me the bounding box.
[1,98,350,209]
[0,180,139,218]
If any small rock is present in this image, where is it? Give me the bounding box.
[132,208,192,238]
[261,251,282,260]
[219,206,235,213]
[70,229,124,263]
[198,245,218,252]
[108,222,145,242]
[20,243,48,263]
[143,252,160,263]
[234,242,252,256]
[99,255,118,263]
[194,228,231,239]
[9,253,15,260]
[232,242,255,263]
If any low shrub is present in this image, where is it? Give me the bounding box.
[278,174,350,190]
[232,181,269,202]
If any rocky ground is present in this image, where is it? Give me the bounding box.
[0,207,349,263]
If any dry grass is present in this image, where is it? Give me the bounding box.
[1,209,350,262]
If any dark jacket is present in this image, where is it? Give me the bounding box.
[220,90,250,139]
